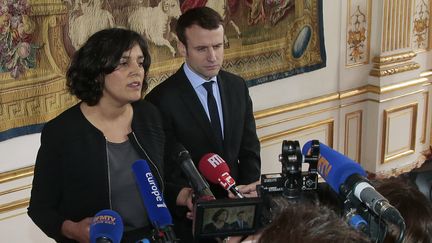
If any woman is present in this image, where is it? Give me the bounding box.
[28,28,165,243]
[204,208,230,233]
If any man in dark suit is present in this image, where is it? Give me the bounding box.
[145,6,261,242]
[230,211,249,230]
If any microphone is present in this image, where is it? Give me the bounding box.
[198,153,245,198]
[302,141,405,227]
[132,159,177,243]
[90,209,123,243]
[173,145,215,201]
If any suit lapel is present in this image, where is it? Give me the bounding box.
[217,73,231,151]
[176,69,221,150]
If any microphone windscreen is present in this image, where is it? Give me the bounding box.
[172,143,188,161]
[198,153,230,184]
[132,159,172,228]
[302,140,366,193]
[90,209,123,243]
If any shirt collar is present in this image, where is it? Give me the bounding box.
[183,63,217,89]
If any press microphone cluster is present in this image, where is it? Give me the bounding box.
[302,140,406,242]
[132,159,178,243]
[199,153,245,198]
[173,145,215,201]
[90,209,124,243]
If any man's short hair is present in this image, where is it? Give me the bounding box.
[176,7,223,46]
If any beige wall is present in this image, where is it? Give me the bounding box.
[1,0,431,241]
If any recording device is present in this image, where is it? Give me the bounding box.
[173,145,215,201]
[90,209,123,243]
[302,140,406,243]
[257,140,319,226]
[193,197,262,240]
[259,140,319,199]
[199,153,245,198]
[132,160,178,243]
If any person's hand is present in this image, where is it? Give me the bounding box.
[176,187,194,220]
[228,180,260,198]
[61,217,92,243]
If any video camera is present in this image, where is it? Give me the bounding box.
[259,140,319,198]
[193,140,404,243]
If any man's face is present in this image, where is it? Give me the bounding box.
[238,212,244,220]
[178,24,224,80]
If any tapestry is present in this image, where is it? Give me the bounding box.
[0,0,326,142]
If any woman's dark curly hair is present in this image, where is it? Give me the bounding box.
[212,208,228,222]
[66,28,151,106]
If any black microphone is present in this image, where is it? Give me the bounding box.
[173,145,215,201]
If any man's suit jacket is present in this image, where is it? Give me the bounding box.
[230,220,249,229]
[145,66,261,202]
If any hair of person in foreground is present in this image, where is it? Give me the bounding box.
[257,202,371,243]
[374,176,432,243]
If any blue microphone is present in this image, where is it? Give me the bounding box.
[302,140,366,194]
[302,141,405,233]
[132,159,177,242]
[90,209,123,243]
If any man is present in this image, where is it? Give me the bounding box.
[145,6,261,242]
[230,211,249,230]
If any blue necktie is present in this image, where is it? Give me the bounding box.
[203,81,223,148]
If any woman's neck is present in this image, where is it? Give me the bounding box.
[80,102,133,143]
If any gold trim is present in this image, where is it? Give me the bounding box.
[0,211,28,222]
[372,51,417,65]
[429,0,432,50]
[421,91,429,143]
[254,93,339,119]
[256,106,338,129]
[380,77,429,93]
[379,89,425,103]
[255,77,429,121]
[260,119,334,145]
[370,62,420,77]
[382,103,418,164]
[344,110,363,162]
[382,0,388,51]
[340,85,371,98]
[0,185,32,197]
[0,198,29,214]
[0,166,34,184]
[383,150,415,162]
[420,70,432,77]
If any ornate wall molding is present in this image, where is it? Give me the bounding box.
[345,110,363,162]
[381,103,418,163]
[412,0,430,51]
[259,118,334,147]
[421,91,429,143]
[370,51,420,77]
[346,0,371,67]
[381,0,414,52]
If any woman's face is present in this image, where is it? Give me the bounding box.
[217,211,228,221]
[101,44,145,106]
